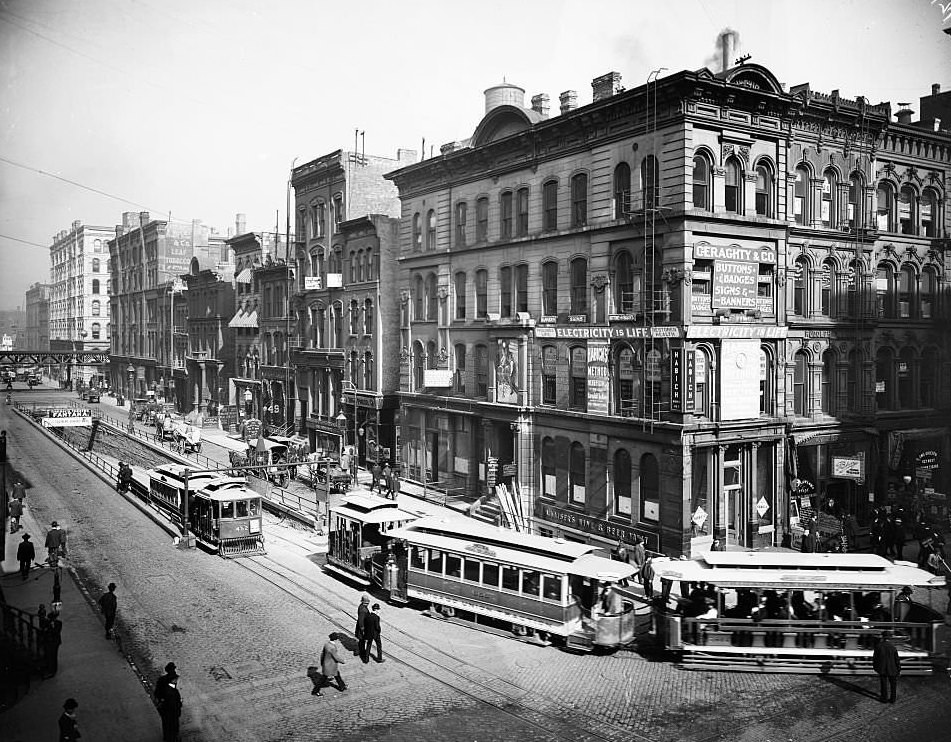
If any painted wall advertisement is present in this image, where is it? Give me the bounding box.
[586,339,610,415]
[712,260,758,309]
[719,339,759,420]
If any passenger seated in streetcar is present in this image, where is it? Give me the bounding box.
[790,590,817,620]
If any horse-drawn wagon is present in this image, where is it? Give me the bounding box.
[228,436,292,487]
[174,422,202,454]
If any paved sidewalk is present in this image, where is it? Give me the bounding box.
[1,505,162,742]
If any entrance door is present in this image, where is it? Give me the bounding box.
[428,431,439,484]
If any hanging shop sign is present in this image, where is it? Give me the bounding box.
[670,348,696,412]
[831,453,865,482]
[917,450,939,469]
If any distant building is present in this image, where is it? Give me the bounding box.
[183,256,235,416]
[24,283,50,351]
[49,220,113,386]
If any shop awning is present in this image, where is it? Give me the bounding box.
[791,428,878,446]
[235,267,253,283]
[228,309,258,328]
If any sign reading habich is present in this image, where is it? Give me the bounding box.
[670,348,696,413]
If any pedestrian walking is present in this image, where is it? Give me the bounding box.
[363,603,385,663]
[58,697,81,742]
[16,533,35,579]
[313,632,347,696]
[889,510,907,560]
[154,662,183,742]
[9,494,23,533]
[388,465,400,500]
[45,521,67,566]
[99,582,118,639]
[641,556,655,599]
[872,630,901,703]
[43,611,63,678]
[12,479,26,501]
[632,536,646,574]
[370,461,382,493]
[355,593,370,655]
[382,463,393,498]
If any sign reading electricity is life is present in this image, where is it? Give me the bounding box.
[42,408,93,427]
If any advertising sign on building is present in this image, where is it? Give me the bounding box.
[832,454,865,482]
[719,339,759,420]
[712,260,759,309]
[42,408,93,427]
[917,450,939,470]
[423,369,453,388]
[304,276,322,290]
[670,348,696,412]
[586,339,610,415]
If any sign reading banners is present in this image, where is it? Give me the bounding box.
[42,408,93,427]
[712,260,759,309]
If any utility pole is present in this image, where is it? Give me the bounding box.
[0,430,7,560]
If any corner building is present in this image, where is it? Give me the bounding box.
[386,66,950,557]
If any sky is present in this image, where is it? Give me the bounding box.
[1,0,949,311]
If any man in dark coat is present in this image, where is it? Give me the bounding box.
[45,521,66,566]
[99,583,118,639]
[58,697,81,741]
[154,662,183,741]
[43,611,63,678]
[872,630,901,703]
[9,495,23,532]
[382,463,393,498]
[313,633,346,696]
[16,533,35,579]
[363,603,385,663]
[355,594,370,656]
[370,462,382,493]
[641,556,655,599]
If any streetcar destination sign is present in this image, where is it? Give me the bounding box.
[42,407,93,427]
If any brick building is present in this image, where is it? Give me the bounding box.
[183,257,235,416]
[289,148,413,461]
[384,68,950,556]
[24,283,50,352]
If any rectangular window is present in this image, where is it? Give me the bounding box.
[500,192,513,239]
[455,273,467,320]
[455,202,467,247]
[516,188,529,236]
[542,574,562,601]
[476,270,488,318]
[521,570,540,597]
[445,553,462,578]
[571,174,587,227]
[542,347,557,405]
[501,565,519,591]
[516,264,528,314]
[427,549,443,574]
[482,562,499,588]
[463,558,480,582]
[569,347,587,410]
[543,181,558,231]
[476,198,489,242]
[500,266,512,317]
[542,262,558,315]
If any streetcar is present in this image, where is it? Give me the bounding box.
[651,550,947,675]
[145,465,265,557]
[326,497,643,649]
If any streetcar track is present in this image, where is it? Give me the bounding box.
[239,553,659,742]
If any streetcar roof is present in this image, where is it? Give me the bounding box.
[331,493,419,524]
[653,552,945,590]
[146,465,226,488]
[386,516,638,579]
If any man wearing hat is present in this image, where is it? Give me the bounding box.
[58,697,80,741]
[8,492,23,533]
[45,521,66,566]
[99,582,118,639]
[872,630,901,703]
[16,533,34,579]
[155,662,183,741]
[355,593,370,656]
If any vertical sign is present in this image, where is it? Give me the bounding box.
[586,339,610,415]
[671,349,696,413]
[684,349,696,411]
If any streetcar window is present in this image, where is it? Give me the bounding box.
[410,546,426,570]
[220,502,235,519]
[236,500,249,517]
[522,570,540,597]
[427,549,443,574]
[543,574,563,601]
[248,500,259,516]
[501,565,519,592]
[482,562,499,588]
[463,558,480,582]
[445,554,462,579]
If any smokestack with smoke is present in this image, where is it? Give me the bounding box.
[704,28,741,73]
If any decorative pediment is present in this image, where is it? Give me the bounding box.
[721,142,751,165]
[927,170,943,186]
[904,246,922,265]
[904,165,922,185]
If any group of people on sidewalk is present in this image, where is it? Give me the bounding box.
[368,462,399,498]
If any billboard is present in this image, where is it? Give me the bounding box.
[712,260,758,309]
[42,408,93,427]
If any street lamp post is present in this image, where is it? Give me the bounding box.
[244,388,253,418]
[340,380,359,483]
[126,363,135,402]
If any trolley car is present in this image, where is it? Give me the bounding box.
[327,497,643,649]
[651,551,947,674]
[146,465,265,557]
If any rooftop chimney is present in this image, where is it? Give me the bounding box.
[397,148,418,164]
[932,83,941,96]
[592,72,623,102]
[896,107,914,124]
[139,211,150,228]
[71,220,81,231]
[236,213,246,236]
[720,30,735,72]
[531,93,550,117]
[559,90,578,115]
[484,81,526,113]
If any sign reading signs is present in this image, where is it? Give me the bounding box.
[42,408,92,427]
[917,450,939,470]
[712,260,759,309]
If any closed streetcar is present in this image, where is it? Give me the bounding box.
[146,465,265,557]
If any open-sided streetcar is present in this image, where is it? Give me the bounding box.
[326,495,644,650]
[651,551,947,674]
[146,465,265,557]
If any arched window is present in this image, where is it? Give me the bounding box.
[793,257,808,316]
[500,266,512,317]
[569,346,587,410]
[412,213,422,251]
[899,185,917,235]
[541,346,557,405]
[349,252,357,283]
[454,344,467,394]
[820,259,835,316]
[364,351,374,390]
[350,300,359,335]
[876,183,894,231]
[616,345,641,417]
[333,301,343,348]
[755,162,773,216]
[426,209,436,250]
[695,347,713,418]
[898,347,915,409]
[476,197,489,242]
[570,257,587,315]
[365,300,374,335]
[920,348,938,407]
[349,350,359,387]
[613,162,631,218]
[542,261,558,316]
[516,187,529,236]
[639,453,659,522]
[413,341,424,390]
[921,189,938,237]
[614,449,632,516]
[357,250,365,282]
[91,322,101,339]
[454,271,467,320]
[875,263,895,318]
[93,239,102,253]
[759,346,773,415]
[724,156,742,213]
[542,180,558,231]
[92,258,100,272]
[821,350,836,415]
[365,249,374,280]
[794,165,810,224]
[641,156,659,211]
[875,347,894,410]
[414,274,424,320]
[921,268,937,319]
[570,173,588,227]
[569,442,586,504]
[426,340,438,369]
[500,191,513,239]
[821,170,837,227]
[426,273,438,320]
[541,437,557,498]
[793,351,808,416]
[846,259,860,317]
[455,201,467,247]
[92,279,100,295]
[898,265,916,319]
[692,153,711,210]
[614,250,639,314]
[847,349,861,411]
[92,300,101,316]
[848,173,864,229]
[475,269,488,318]
[475,344,488,397]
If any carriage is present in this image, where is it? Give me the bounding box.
[228,436,291,487]
[297,454,352,493]
[173,422,202,454]
[155,412,177,441]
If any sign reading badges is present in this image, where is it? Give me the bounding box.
[712,260,758,309]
